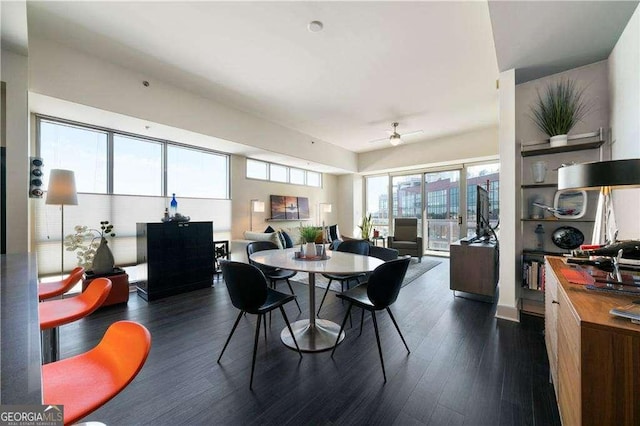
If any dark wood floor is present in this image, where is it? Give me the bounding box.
[60,258,560,425]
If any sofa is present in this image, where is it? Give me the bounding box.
[230,225,341,263]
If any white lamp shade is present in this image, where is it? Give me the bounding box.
[322,203,332,213]
[46,169,78,205]
[252,200,265,213]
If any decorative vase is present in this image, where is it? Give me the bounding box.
[92,237,115,274]
[549,134,568,147]
[305,242,317,257]
[531,160,548,183]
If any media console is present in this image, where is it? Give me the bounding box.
[449,239,498,299]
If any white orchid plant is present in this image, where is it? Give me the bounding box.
[64,221,116,269]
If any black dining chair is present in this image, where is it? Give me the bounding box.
[247,241,301,313]
[217,261,302,389]
[331,257,411,382]
[317,239,370,317]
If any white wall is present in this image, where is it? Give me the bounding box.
[28,37,358,173]
[609,6,640,239]
[358,125,498,174]
[230,155,338,239]
[1,48,29,253]
[336,173,364,239]
[515,61,610,144]
[496,69,519,322]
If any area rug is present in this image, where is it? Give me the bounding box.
[294,258,442,291]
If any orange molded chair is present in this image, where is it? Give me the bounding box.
[40,278,112,363]
[42,321,151,425]
[39,267,85,301]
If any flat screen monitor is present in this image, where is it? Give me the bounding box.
[476,185,491,238]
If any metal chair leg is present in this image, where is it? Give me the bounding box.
[359,308,365,336]
[286,279,302,313]
[250,314,262,390]
[263,313,268,343]
[280,306,302,358]
[317,279,333,317]
[371,310,387,382]
[331,303,353,358]
[218,311,243,362]
[386,307,410,354]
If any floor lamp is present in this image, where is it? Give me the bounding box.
[46,169,78,279]
[318,203,332,227]
[250,199,265,232]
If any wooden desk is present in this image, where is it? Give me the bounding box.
[545,257,640,426]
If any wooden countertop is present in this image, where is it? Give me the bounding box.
[0,253,43,404]
[547,256,640,335]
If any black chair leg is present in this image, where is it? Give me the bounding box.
[331,303,353,358]
[263,313,268,343]
[371,310,387,382]
[217,311,243,363]
[280,306,302,358]
[359,308,365,336]
[286,279,302,313]
[317,279,333,317]
[250,314,262,390]
[386,307,410,354]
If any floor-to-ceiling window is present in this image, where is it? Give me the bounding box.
[466,163,500,237]
[425,170,461,250]
[366,175,390,237]
[365,162,500,256]
[36,116,231,278]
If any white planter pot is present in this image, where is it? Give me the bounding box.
[550,134,568,147]
[305,242,317,257]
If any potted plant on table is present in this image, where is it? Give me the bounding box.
[530,79,591,148]
[300,226,320,257]
[64,221,117,274]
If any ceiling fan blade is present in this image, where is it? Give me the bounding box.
[400,130,424,138]
[369,136,390,144]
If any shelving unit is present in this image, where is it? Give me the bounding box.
[519,129,607,317]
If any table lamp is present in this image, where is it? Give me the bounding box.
[46,169,78,278]
[249,199,265,231]
[558,158,640,244]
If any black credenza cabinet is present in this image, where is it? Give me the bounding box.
[136,221,214,301]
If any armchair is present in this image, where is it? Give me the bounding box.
[387,218,423,262]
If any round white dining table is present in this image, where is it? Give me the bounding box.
[249,247,384,352]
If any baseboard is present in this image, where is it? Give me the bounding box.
[495,304,520,322]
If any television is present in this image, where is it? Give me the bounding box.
[476,185,491,238]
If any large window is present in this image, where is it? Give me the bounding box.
[35,116,232,277]
[466,163,500,237]
[167,145,228,199]
[113,135,162,196]
[38,117,229,199]
[245,158,322,188]
[366,175,389,236]
[40,120,108,193]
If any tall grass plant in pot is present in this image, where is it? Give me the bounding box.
[530,79,591,147]
[300,226,320,256]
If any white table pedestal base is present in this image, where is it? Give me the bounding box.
[281,319,345,352]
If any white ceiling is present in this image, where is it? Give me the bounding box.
[26,1,500,154]
[489,1,639,84]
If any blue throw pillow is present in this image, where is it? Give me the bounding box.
[281,230,294,248]
[264,225,275,233]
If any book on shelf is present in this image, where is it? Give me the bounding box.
[522,259,545,291]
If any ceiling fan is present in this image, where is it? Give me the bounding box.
[369,122,424,146]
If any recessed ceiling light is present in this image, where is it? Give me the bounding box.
[308,21,323,33]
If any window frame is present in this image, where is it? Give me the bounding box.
[36,115,231,200]
[245,158,322,188]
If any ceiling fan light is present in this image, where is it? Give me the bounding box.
[389,134,402,146]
